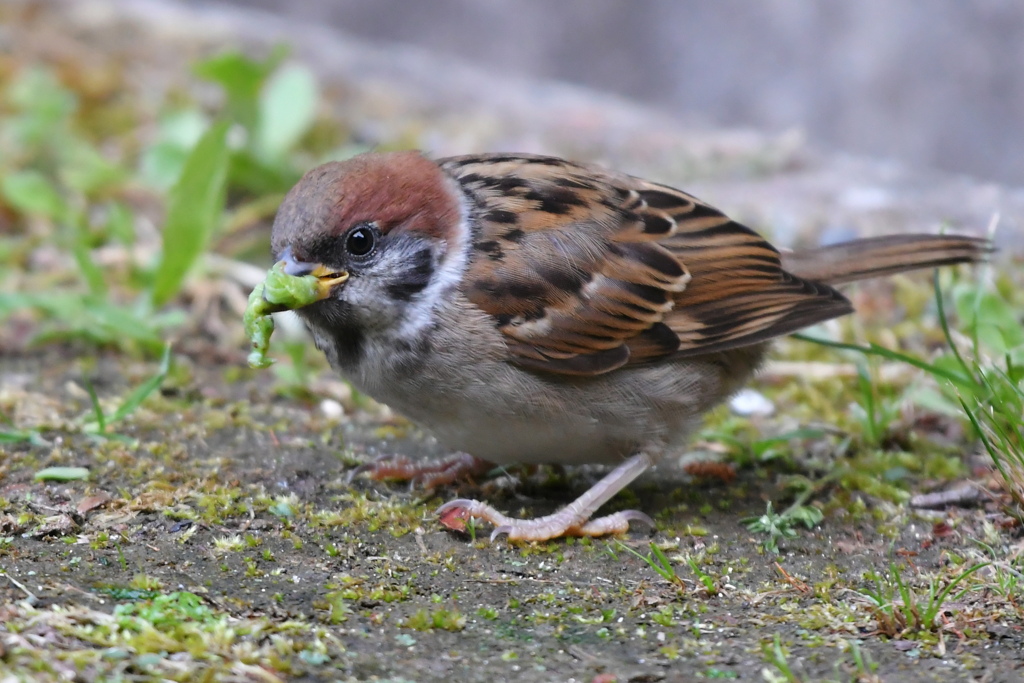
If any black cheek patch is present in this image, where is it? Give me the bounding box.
[386,249,435,301]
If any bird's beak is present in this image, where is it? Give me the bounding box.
[304,264,350,301]
[277,247,350,302]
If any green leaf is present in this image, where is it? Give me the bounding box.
[902,384,963,416]
[1,171,67,220]
[954,283,1022,350]
[789,505,823,528]
[228,149,302,195]
[7,67,77,146]
[0,428,47,446]
[35,467,90,482]
[194,47,287,135]
[63,143,127,195]
[157,109,210,148]
[104,202,136,245]
[150,120,230,307]
[140,142,192,191]
[139,109,209,190]
[0,292,180,352]
[257,63,318,157]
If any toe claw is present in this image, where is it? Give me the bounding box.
[490,526,511,543]
[346,453,396,483]
[436,499,475,533]
[345,463,368,484]
[435,499,475,516]
[351,453,492,489]
[620,510,656,528]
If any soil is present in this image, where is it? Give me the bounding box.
[2,344,1023,682]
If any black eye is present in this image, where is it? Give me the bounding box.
[345,225,376,257]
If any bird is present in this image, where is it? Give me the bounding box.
[268,150,990,542]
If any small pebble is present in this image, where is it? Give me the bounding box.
[320,398,344,420]
[64,381,90,400]
[729,388,775,417]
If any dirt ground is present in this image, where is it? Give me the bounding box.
[2,342,1023,682]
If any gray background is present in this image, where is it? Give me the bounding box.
[199,0,1024,185]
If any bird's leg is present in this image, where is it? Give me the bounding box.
[436,453,655,542]
[349,452,493,489]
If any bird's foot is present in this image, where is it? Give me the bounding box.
[436,452,656,542]
[348,452,493,489]
[436,498,653,541]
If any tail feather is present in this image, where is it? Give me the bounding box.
[781,234,992,286]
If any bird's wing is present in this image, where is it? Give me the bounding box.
[441,154,851,376]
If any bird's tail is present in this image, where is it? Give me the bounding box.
[781,234,992,285]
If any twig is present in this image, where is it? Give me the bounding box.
[2,568,39,607]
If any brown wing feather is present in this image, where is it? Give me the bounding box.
[641,181,853,355]
[441,154,850,376]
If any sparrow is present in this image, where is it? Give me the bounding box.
[268,150,989,542]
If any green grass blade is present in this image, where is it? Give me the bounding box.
[648,541,674,575]
[793,333,977,389]
[70,231,107,297]
[856,362,879,444]
[921,562,990,626]
[150,120,230,307]
[934,271,973,378]
[615,541,676,582]
[84,378,106,434]
[959,397,1013,480]
[109,344,172,424]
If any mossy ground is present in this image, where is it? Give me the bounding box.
[2,320,1023,681]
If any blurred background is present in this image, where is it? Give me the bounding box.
[0,0,1018,363]
[201,0,1024,186]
